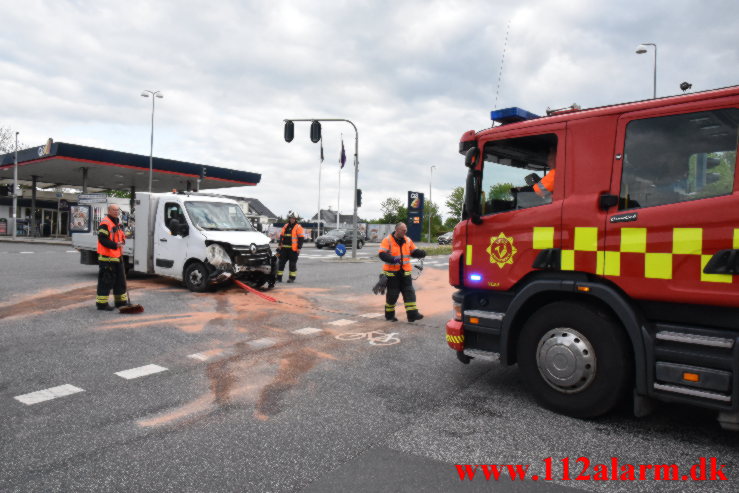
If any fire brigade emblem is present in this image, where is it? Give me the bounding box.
[486,232,517,268]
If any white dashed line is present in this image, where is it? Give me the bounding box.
[292,327,323,336]
[115,364,168,380]
[20,251,34,254]
[359,313,383,319]
[187,349,224,361]
[66,250,77,253]
[329,319,357,326]
[14,384,84,405]
[248,337,277,349]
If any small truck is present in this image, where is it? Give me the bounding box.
[72,192,276,291]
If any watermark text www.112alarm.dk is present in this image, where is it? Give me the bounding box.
[456,457,727,482]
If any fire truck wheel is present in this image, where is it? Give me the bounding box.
[184,262,209,292]
[517,301,633,418]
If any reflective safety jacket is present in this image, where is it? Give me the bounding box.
[379,233,417,272]
[533,169,555,198]
[97,215,125,259]
[280,223,305,252]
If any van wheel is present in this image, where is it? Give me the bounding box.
[184,262,209,292]
[516,301,632,418]
[357,241,364,249]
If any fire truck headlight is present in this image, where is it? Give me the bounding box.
[453,302,463,321]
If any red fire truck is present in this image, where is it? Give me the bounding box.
[446,86,739,429]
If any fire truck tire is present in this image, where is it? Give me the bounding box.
[184,262,209,293]
[517,301,633,418]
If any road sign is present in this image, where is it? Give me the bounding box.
[78,193,108,204]
[335,244,346,257]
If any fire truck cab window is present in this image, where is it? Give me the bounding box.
[620,108,739,210]
[480,134,558,215]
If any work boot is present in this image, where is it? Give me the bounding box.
[276,277,283,283]
[287,278,295,283]
[407,312,424,322]
[387,316,398,322]
[97,304,115,311]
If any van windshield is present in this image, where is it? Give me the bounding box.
[185,201,254,231]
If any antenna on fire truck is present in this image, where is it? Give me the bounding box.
[493,18,512,120]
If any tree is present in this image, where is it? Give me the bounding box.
[489,182,515,201]
[379,197,407,224]
[445,186,464,222]
[0,125,26,155]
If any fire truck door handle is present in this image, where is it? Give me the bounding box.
[599,193,619,210]
[703,249,739,275]
[159,238,167,242]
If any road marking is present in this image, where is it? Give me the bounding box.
[115,364,168,380]
[359,313,383,319]
[66,250,77,253]
[248,337,277,349]
[328,319,357,326]
[187,349,224,361]
[14,384,84,405]
[20,251,34,254]
[292,327,323,336]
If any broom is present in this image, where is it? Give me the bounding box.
[118,255,144,314]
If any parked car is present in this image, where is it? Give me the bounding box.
[437,231,453,245]
[316,229,366,249]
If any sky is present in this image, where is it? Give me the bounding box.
[1,0,737,221]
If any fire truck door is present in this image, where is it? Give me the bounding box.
[605,105,739,307]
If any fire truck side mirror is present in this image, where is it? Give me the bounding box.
[464,147,479,168]
[464,169,482,225]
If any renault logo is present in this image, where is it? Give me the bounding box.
[250,243,257,254]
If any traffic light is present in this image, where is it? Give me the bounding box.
[356,188,362,207]
[310,120,321,143]
[284,120,294,143]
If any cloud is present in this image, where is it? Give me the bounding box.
[1,0,737,220]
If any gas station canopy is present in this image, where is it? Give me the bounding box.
[0,141,260,192]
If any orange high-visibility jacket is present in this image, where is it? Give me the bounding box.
[379,233,417,272]
[280,223,305,252]
[533,169,555,197]
[97,215,125,258]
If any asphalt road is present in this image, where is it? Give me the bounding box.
[1,243,737,492]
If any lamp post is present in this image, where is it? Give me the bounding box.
[11,132,18,239]
[635,43,657,99]
[428,165,436,243]
[141,90,164,192]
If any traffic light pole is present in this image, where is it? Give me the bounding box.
[284,118,359,259]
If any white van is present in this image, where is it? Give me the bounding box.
[72,192,276,291]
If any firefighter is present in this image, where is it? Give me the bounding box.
[96,204,127,311]
[378,222,426,322]
[532,147,556,199]
[276,212,305,283]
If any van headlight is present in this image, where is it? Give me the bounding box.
[206,243,232,269]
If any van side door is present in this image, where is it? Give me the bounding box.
[153,200,189,279]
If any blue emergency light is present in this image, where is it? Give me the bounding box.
[490,107,540,125]
[469,274,483,282]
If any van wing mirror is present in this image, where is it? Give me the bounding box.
[178,223,189,237]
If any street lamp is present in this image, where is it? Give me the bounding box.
[635,43,657,99]
[428,165,436,243]
[11,131,18,239]
[141,90,164,192]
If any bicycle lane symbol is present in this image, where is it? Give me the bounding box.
[335,330,400,346]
